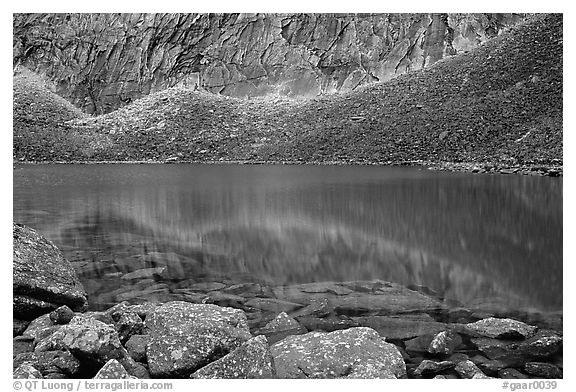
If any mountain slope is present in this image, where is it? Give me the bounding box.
[13,14,562,170]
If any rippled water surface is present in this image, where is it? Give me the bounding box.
[13,164,562,313]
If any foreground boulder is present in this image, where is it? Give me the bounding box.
[34,315,128,365]
[144,301,252,377]
[13,224,88,319]
[191,335,275,378]
[270,327,406,378]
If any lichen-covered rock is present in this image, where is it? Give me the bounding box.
[49,305,74,325]
[14,362,43,379]
[520,330,562,358]
[428,330,463,355]
[34,315,128,365]
[144,301,252,377]
[13,351,81,377]
[523,362,563,379]
[106,303,144,344]
[270,327,405,379]
[94,359,135,379]
[125,334,149,363]
[256,312,306,344]
[22,313,61,342]
[462,317,537,339]
[413,360,455,377]
[191,335,274,378]
[13,224,88,319]
[454,360,486,379]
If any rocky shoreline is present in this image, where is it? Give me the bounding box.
[13,224,563,379]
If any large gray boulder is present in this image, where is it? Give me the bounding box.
[270,327,406,379]
[13,224,88,319]
[144,301,252,377]
[191,335,275,378]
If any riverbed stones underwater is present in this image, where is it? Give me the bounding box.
[13,224,563,379]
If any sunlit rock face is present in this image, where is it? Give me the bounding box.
[13,13,526,114]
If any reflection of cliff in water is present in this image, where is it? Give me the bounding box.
[13,165,562,312]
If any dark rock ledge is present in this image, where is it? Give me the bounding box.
[13,224,562,379]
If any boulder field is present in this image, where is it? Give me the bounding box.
[13,224,563,379]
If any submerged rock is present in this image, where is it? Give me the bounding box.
[191,335,274,378]
[273,280,444,316]
[13,224,88,319]
[270,327,406,379]
[352,315,446,340]
[144,301,252,377]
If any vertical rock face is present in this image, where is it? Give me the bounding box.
[13,13,526,114]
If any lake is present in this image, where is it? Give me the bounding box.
[13,163,562,316]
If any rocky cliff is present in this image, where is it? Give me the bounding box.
[13,13,526,114]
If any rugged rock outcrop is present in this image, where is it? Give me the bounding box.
[13,224,88,319]
[144,301,252,377]
[13,13,526,114]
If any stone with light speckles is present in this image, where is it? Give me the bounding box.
[462,317,537,339]
[94,359,136,379]
[33,315,128,366]
[191,335,275,378]
[145,301,252,377]
[270,327,406,378]
[13,362,43,379]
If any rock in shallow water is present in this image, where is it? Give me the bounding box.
[270,327,406,379]
[352,315,447,340]
[13,224,88,319]
[462,317,538,339]
[256,312,307,344]
[144,301,252,377]
[191,335,274,378]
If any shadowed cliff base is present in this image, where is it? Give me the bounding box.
[13,14,562,173]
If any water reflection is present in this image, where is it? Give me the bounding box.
[13,164,562,312]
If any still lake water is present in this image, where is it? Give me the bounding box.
[13,164,562,314]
